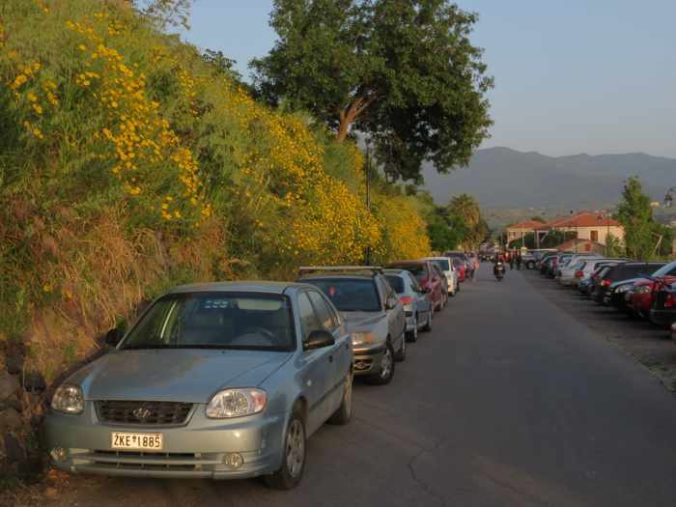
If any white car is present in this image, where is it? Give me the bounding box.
[422,257,458,296]
[559,255,603,286]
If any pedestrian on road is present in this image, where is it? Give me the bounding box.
[509,252,515,271]
[516,254,522,271]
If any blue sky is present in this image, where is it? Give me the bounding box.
[182,0,676,158]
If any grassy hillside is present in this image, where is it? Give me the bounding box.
[0,0,430,382]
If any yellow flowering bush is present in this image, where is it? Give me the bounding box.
[0,0,431,379]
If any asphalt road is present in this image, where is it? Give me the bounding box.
[45,264,676,507]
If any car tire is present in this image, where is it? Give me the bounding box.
[265,406,306,490]
[422,311,432,332]
[394,335,406,362]
[406,316,419,342]
[366,342,395,385]
[328,372,352,425]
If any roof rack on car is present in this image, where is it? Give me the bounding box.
[298,266,384,276]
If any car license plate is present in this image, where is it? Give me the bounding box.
[111,432,163,451]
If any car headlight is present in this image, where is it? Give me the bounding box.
[51,384,84,414]
[205,388,267,419]
[636,286,651,294]
[352,332,376,347]
[616,285,630,293]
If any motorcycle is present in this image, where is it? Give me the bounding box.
[493,261,505,281]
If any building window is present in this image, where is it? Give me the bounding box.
[590,230,598,242]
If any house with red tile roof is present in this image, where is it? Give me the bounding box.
[506,212,624,247]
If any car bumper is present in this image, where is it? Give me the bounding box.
[352,344,386,375]
[650,309,676,328]
[44,406,286,479]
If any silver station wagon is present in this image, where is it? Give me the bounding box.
[44,282,353,489]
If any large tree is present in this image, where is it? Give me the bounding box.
[615,176,663,259]
[252,0,492,182]
[447,193,489,249]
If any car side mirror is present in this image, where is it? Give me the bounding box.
[304,330,335,351]
[104,328,124,347]
[385,297,398,310]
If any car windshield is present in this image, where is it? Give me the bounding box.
[651,262,675,277]
[305,278,381,312]
[121,292,295,351]
[430,259,450,271]
[385,275,405,294]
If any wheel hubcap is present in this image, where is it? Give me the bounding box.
[380,348,392,378]
[285,420,305,478]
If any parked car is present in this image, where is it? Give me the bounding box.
[422,256,458,296]
[444,251,472,281]
[626,261,676,319]
[450,257,467,283]
[387,260,446,310]
[45,281,353,489]
[650,282,676,329]
[384,269,434,342]
[588,264,622,300]
[592,262,665,305]
[431,264,449,307]
[559,256,603,286]
[298,266,407,384]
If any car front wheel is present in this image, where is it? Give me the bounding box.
[265,409,306,490]
[367,342,395,385]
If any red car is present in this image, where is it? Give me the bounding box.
[628,276,676,319]
[451,258,467,282]
[386,260,446,311]
[626,261,676,318]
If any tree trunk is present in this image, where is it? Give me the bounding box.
[335,96,373,143]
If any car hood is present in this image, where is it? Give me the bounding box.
[69,349,293,403]
[341,311,387,333]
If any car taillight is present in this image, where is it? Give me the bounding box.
[399,296,414,305]
[666,294,674,308]
[601,279,611,287]
[575,270,583,278]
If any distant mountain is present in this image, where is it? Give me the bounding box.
[422,147,675,210]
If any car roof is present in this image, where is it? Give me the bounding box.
[383,268,410,276]
[168,281,307,295]
[388,260,427,266]
[421,256,449,260]
[299,274,376,281]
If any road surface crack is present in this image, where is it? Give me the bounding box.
[406,443,448,507]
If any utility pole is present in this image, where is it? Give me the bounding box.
[364,143,372,265]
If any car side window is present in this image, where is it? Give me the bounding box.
[374,277,388,306]
[406,272,421,292]
[380,276,396,302]
[297,292,322,341]
[308,291,337,331]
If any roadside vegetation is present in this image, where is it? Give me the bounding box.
[0,0,430,388]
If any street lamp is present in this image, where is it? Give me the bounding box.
[364,139,372,265]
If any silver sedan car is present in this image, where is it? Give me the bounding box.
[44,282,353,489]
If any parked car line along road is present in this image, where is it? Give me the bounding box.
[41,265,676,507]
